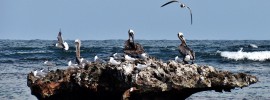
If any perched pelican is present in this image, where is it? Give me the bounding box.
[178,32,195,64]
[124,29,145,56]
[109,57,121,65]
[161,0,193,25]
[56,29,69,50]
[75,39,88,67]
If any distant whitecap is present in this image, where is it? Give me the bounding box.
[219,48,270,61]
[249,44,258,48]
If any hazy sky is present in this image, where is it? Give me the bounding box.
[0,0,269,40]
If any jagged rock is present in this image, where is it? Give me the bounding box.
[27,58,258,100]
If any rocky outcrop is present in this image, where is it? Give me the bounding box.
[27,58,258,100]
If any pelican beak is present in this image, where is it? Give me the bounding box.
[131,33,134,42]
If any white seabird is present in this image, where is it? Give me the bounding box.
[56,29,69,50]
[33,69,46,78]
[161,0,193,25]
[175,56,182,63]
[68,61,79,69]
[135,63,148,70]
[140,53,148,60]
[43,60,55,71]
[109,57,121,65]
[113,53,125,60]
[125,55,136,61]
[94,55,106,63]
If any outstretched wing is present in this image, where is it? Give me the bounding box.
[57,31,66,49]
[161,0,178,7]
[187,6,193,25]
[57,32,63,44]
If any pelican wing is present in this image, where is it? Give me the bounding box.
[161,0,179,7]
[190,49,195,60]
[187,6,193,25]
[179,45,195,59]
[57,32,64,44]
[57,32,66,49]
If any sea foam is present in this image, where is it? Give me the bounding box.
[219,48,270,61]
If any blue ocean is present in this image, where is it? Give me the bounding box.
[0,40,269,100]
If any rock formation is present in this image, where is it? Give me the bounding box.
[27,58,258,100]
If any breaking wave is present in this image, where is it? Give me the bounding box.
[218,48,270,61]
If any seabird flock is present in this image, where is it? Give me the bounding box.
[32,1,196,98]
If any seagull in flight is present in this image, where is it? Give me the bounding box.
[161,0,193,25]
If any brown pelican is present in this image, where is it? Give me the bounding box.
[178,32,195,64]
[56,29,69,50]
[75,39,88,66]
[161,0,193,25]
[124,29,145,56]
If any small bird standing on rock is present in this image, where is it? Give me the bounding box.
[43,60,55,71]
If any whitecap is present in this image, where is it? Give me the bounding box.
[249,44,258,48]
[219,48,270,61]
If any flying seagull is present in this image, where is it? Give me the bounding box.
[161,0,193,25]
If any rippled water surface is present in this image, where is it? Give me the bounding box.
[0,40,269,100]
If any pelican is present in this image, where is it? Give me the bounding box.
[124,29,145,55]
[178,32,195,64]
[56,29,69,50]
[161,0,193,25]
[75,39,88,67]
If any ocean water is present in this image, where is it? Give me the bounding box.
[0,40,269,100]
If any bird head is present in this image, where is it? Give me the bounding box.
[128,29,135,42]
[75,39,81,49]
[180,4,186,8]
[178,32,186,43]
[178,32,184,38]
